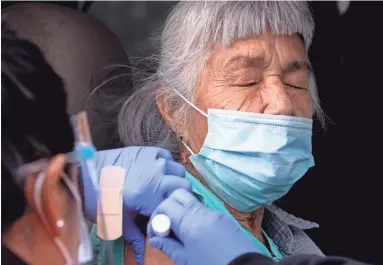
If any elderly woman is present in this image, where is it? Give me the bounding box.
[91,1,325,265]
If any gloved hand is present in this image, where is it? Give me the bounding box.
[81,147,192,265]
[147,189,260,265]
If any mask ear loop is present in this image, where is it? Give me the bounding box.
[34,172,73,265]
[180,137,195,156]
[173,89,207,156]
[173,89,208,118]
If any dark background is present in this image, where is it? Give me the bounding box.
[2,1,382,264]
[281,2,383,264]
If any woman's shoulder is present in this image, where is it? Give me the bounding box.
[263,205,324,257]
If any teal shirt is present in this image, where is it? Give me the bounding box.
[184,171,283,261]
[89,172,283,265]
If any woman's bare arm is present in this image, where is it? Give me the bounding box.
[124,237,174,265]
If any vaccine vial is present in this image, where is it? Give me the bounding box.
[152,214,171,237]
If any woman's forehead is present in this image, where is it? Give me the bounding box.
[206,34,308,73]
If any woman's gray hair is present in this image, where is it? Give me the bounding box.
[118,1,325,159]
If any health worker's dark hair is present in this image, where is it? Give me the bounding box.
[1,22,75,234]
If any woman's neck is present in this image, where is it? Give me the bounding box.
[226,205,265,244]
[186,165,266,244]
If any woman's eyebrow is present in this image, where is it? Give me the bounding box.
[283,60,313,74]
[224,55,264,69]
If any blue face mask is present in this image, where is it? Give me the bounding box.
[175,90,315,212]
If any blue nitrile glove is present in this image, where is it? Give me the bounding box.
[147,189,259,265]
[81,147,192,265]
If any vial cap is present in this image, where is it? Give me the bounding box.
[152,214,171,237]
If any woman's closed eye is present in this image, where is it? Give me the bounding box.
[237,81,259,87]
[236,81,307,90]
[284,83,308,90]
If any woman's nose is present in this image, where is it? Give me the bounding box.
[262,82,295,116]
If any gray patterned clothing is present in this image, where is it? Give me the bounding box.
[263,204,324,257]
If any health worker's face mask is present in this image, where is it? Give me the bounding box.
[174,89,315,212]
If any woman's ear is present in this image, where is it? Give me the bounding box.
[24,154,67,238]
[156,89,191,141]
[156,90,175,131]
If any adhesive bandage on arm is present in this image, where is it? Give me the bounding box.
[97,166,125,240]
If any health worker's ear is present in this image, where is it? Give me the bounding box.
[24,154,68,239]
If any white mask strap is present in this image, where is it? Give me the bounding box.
[34,172,51,229]
[173,89,208,118]
[173,89,203,155]
[54,238,74,265]
[180,138,195,155]
[34,172,74,265]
